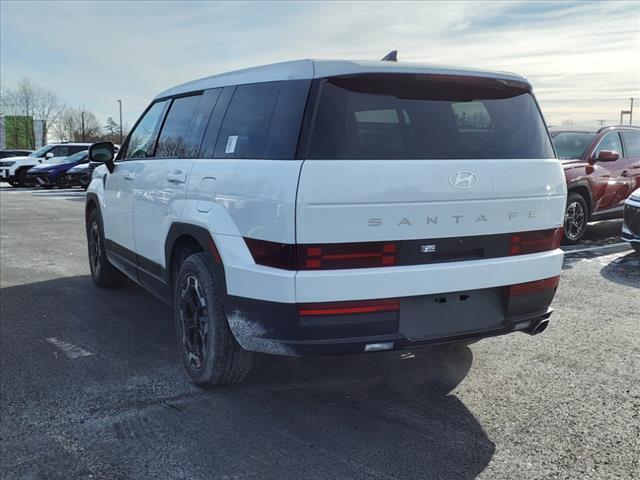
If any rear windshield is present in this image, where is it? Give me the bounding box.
[550,131,596,159]
[304,74,554,160]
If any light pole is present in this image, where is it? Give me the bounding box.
[116,99,123,144]
[81,111,85,142]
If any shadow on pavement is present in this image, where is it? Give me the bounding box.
[600,250,640,288]
[1,275,494,479]
[581,219,624,244]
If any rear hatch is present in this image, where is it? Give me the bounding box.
[296,73,566,254]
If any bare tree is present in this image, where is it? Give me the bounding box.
[33,86,64,146]
[561,119,576,126]
[51,106,102,142]
[1,78,64,147]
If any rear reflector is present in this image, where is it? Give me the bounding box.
[510,228,563,255]
[298,298,400,316]
[509,276,560,297]
[364,342,394,352]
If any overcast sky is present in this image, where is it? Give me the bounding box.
[1,0,639,129]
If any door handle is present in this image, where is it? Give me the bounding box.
[124,172,135,181]
[166,170,187,184]
[620,170,630,177]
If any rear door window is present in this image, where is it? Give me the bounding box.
[155,91,218,158]
[621,131,640,156]
[303,74,555,160]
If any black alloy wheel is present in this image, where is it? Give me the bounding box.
[563,193,588,244]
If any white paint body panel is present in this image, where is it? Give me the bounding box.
[295,250,564,303]
[158,59,528,99]
[296,159,566,243]
[184,159,303,243]
[101,162,137,251]
[132,159,194,268]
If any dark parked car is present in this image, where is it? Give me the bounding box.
[26,150,89,188]
[622,188,640,252]
[64,161,103,189]
[550,125,640,243]
[0,149,33,159]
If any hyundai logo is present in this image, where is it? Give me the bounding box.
[449,171,478,189]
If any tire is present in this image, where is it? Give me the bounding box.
[86,209,128,288]
[563,192,589,244]
[15,169,28,188]
[174,252,252,386]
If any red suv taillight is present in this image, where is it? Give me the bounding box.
[244,238,398,270]
[508,276,560,297]
[298,298,400,316]
[300,242,397,270]
[510,228,562,255]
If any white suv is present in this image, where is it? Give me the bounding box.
[85,59,566,386]
[0,143,91,187]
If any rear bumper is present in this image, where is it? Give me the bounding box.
[224,285,557,356]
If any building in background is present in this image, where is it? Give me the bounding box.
[0,116,44,150]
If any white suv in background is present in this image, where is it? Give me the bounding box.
[85,59,566,386]
[0,143,91,187]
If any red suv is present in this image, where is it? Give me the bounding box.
[550,125,640,243]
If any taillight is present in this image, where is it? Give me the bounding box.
[244,238,398,270]
[508,276,560,297]
[298,298,400,316]
[510,228,562,255]
[243,238,296,270]
[299,242,397,270]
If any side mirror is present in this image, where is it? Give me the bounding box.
[89,141,115,173]
[595,150,619,162]
[45,152,54,159]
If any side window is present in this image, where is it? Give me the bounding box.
[264,79,310,159]
[214,82,282,159]
[622,131,640,156]
[51,146,70,157]
[155,90,220,159]
[68,146,86,155]
[123,101,167,159]
[594,132,623,158]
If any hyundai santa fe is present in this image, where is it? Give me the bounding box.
[85,58,566,386]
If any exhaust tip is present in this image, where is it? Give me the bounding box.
[525,319,549,336]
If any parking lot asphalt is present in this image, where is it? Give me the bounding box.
[0,185,638,480]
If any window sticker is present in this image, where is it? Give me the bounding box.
[225,135,238,154]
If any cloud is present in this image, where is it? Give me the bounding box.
[1,0,638,127]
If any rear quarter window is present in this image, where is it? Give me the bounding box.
[214,82,281,159]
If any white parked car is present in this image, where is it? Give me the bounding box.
[0,143,91,187]
[85,58,566,386]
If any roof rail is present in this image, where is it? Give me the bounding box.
[597,124,640,133]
